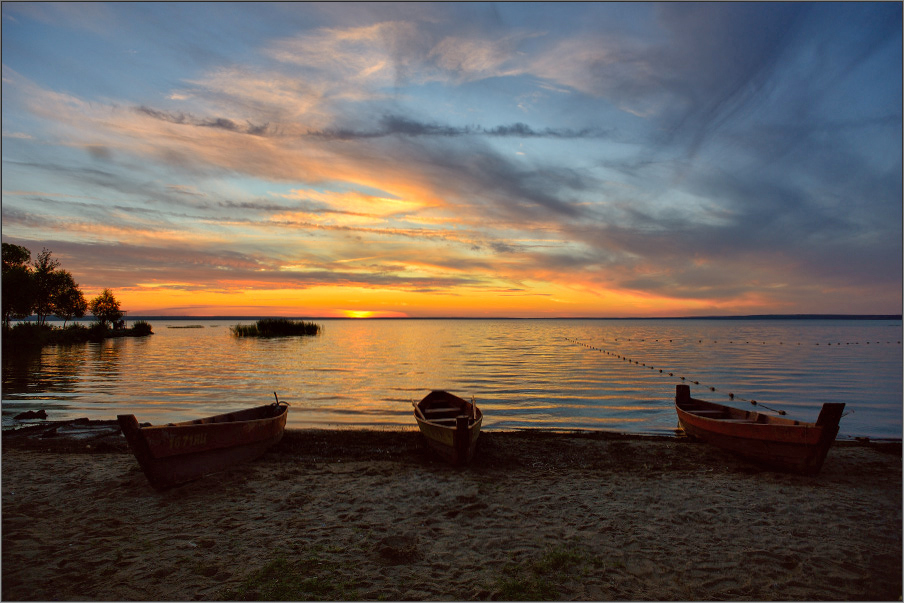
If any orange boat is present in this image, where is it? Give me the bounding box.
[675,384,844,475]
[413,390,482,465]
[118,397,288,489]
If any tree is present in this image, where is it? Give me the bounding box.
[2,243,34,326]
[52,271,88,327]
[32,248,61,326]
[2,243,31,270]
[89,288,123,329]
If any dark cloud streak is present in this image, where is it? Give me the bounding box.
[136,106,272,136]
[311,114,613,141]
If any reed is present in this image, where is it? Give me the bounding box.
[231,318,321,338]
[131,321,153,336]
[2,320,154,349]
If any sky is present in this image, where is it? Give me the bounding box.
[2,2,901,318]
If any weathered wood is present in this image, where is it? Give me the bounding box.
[413,391,482,466]
[675,385,844,475]
[118,401,288,489]
[454,415,469,464]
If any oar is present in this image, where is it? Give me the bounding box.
[412,400,427,421]
[273,391,290,406]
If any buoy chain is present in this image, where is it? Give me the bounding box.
[563,336,782,414]
[564,336,900,347]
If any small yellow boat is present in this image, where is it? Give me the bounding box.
[413,390,482,465]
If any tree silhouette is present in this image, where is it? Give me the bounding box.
[32,248,61,326]
[2,243,34,326]
[53,271,88,327]
[89,288,124,328]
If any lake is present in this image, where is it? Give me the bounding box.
[2,318,901,440]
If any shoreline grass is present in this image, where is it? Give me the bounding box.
[2,321,153,349]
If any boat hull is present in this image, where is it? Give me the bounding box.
[675,385,844,475]
[414,391,482,465]
[118,403,288,489]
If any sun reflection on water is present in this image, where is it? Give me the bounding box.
[2,319,901,438]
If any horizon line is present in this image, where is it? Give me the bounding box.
[30,313,904,321]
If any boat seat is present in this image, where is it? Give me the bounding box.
[427,418,476,427]
[423,407,462,414]
[690,410,724,416]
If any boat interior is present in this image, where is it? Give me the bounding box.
[684,403,802,426]
[420,405,480,426]
[163,404,284,427]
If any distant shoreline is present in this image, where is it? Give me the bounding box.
[22,313,903,322]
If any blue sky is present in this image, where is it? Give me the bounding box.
[2,2,901,317]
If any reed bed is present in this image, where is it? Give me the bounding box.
[2,321,153,349]
[230,318,321,338]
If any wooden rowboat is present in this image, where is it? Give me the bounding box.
[413,390,482,465]
[117,398,289,489]
[675,384,844,475]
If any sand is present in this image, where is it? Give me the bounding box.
[2,426,901,601]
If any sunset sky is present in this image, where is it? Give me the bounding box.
[2,2,901,318]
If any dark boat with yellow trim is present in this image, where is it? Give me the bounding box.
[117,397,288,489]
[675,384,844,475]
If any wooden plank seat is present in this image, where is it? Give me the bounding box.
[423,407,463,415]
[428,418,478,426]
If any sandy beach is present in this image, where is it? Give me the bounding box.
[2,426,901,601]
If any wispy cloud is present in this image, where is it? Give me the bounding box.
[1,3,899,316]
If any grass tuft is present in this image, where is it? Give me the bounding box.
[494,545,592,600]
[220,553,358,601]
[131,320,153,336]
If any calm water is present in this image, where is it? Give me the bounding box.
[2,319,901,439]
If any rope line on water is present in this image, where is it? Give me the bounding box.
[563,336,792,414]
[582,337,900,347]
